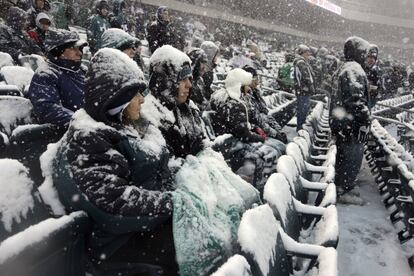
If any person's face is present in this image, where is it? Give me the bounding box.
[367,56,376,67]
[162,10,170,22]
[250,77,259,89]
[35,0,45,9]
[123,46,136,58]
[303,51,311,60]
[101,8,109,17]
[39,19,50,31]
[123,94,145,122]
[242,85,252,94]
[176,77,192,104]
[60,46,82,62]
[199,62,207,76]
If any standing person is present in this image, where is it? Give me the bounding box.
[87,0,110,54]
[277,52,295,93]
[200,40,220,99]
[146,6,182,53]
[365,45,381,107]
[109,0,128,31]
[330,36,371,196]
[26,0,50,30]
[148,45,206,158]
[27,12,51,52]
[28,29,87,128]
[52,48,178,275]
[293,44,315,131]
[0,6,43,62]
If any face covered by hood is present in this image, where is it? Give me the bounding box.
[96,0,110,15]
[35,12,51,29]
[344,36,370,66]
[156,6,169,24]
[149,45,192,109]
[6,6,28,31]
[187,48,208,80]
[200,41,219,70]
[84,48,147,126]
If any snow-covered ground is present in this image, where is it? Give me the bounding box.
[337,160,413,276]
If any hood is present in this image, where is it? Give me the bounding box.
[35,12,50,29]
[6,7,28,31]
[149,45,192,109]
[98,28,138,50]
[84,48,147,126]
[344,36,370,66]
[187,48,207,80]
[295,44,311,56]
[224,68,252,101]
[113,0,125,15]
[317,47,329,57]
[200,41,219,68]
[156,6,168,24]
[368,44,379,60]
[44,29,86,55]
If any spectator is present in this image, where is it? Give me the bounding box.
[52,1,73,30]
[27,12,51,52]
[187,48,209,111]
[330,36,371,196]
[200,40,220,99]
[87,0,110,54]
[293,44,315,131]
[277,52,295,93]
[365,44,381,106]
[53,48,177,274]
[28,29,87,128]
[0,6,43,62]
[109,0,128,31]
[149,45,206,158]
[146,6,183,53]
[27,0,50,30]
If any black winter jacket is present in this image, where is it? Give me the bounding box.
[293,55,315,96]
[146,20,183,53]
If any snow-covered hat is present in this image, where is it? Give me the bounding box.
[45,29,87,57]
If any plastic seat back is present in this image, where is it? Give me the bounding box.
[277,155,307,203]
[210,254,252,276]
[0,96,33,136]
[0,66,34,93]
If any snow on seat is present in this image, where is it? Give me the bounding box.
[0,211,90,276]
[0,84,23,97]
[210,254,252,276]
[0,159,49,242]
[0,66,34,93]
[263,173,338,248]
[293,136,336,167]
[276,155,336,207]
[0,96,33,136]
[305,248,338,276]
[0,52,14,69]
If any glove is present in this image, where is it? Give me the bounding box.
[255,127,268,140]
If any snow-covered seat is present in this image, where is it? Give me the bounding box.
[0,52,14,69]
[286,142,335,183]
[298,129,330,154]
[0,159,49,242]
[264,173,339,248]
[293,136,336,167]
[277,155,336,207]
[0,96,34,136]
[0,66,34,95]
[8,124,65,186]
[237,204,338,276]
[210,254,252,276]
[0,211,90,276]
[0,84,23,97]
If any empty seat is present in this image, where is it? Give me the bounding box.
[0,85,23,97]
[0,96,33,136]
[0,66,34,93]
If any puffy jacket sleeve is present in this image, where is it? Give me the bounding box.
[226,102,264,143]
[28,70,74,127]
[295,59,315,94]
[67,129,173,217]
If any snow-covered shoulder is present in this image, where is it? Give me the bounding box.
[0,159,35,232]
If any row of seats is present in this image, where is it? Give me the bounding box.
[365,120,414,265]
[211,101,339,275]
[372,94,414,116]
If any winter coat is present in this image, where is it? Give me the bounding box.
[27,13,50,52]
[26,0,50,30]
[277,61,294,91]
[293,55,315,96]
[53,48,173,260]
[109,0,127,30]
[87,14,110,52]
[200,41,219,99]
[51,1,72,30]
[210,69,264,143]
[330,37,371,142]
[0,7,43,62]
[146,20,182,54]
[188,48,209,110]
[149,45,206,158]
[28,57,85,127]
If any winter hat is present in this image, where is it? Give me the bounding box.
[187,48,208,79]
[6,7,28,31]
[317,47,329,57]
[98,28,139,50]
[344,36,370,65]
[242,65,258,78]
[295,44,311,56]
[285,52,295,62]
[35,12,51,28]
[85,48,147,125]
[45,29,87,57]
[156,6,168,22]
[225,68,252,101]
